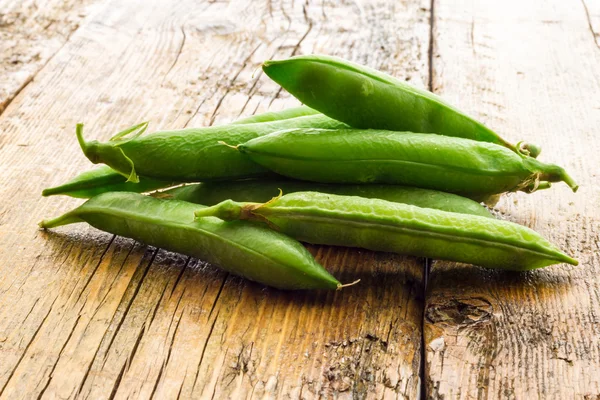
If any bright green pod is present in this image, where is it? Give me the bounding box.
[39,192,341,290]
[236,128,577,196]
[41,165,176,198]
[43,107,325,198]
[76,115,347,183]
[262,55,541,158]
[232,105,319,124]
[194,192,578,271]
[163,179,494,218]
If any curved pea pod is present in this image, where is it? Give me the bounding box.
[163,179,494,218]
[41,165,177,198]
[39,192,340,290]
[232,105,319,124]
[262,55,541,158]
[43,107,323,198]
[235,128,577,196]
[76,114,347,183]
[194,192,578,271]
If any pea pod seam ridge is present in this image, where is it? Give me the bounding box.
[244,152,525,179]
[263,209,575,264]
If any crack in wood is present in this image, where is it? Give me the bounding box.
[107,355,128,400]
[163,25,187,83]
[427,0,435,93]
[208,43,264,126]
[169,258,190,298]
[236,37,292,118]
[100,249,158,368]
[191,310,221,394]
[74,236,117,305]
[0,296,58,396]
[35,314,82,399]
[581,0,600,49]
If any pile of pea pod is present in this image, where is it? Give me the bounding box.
[40,54,579,290]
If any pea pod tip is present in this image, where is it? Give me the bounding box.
[564,255,579,266]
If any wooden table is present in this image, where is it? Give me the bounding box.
[0,0,598,398]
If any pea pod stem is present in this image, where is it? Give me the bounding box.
[522,158,578,192]
[194,192,578,271]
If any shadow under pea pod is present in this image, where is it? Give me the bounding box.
[425,260,577,334]
[428,260,577,300]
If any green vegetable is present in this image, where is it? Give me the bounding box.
[262,54,541,157]
[43,107,328,198]
[76,115,347,183]
[163,179,494,218]
[194,192,578,271]
[234,128,577,196]
[232,105,319,124]
[41,165,176,198]
[39,192,341,290]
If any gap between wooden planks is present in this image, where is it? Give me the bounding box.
[0,0,430,398]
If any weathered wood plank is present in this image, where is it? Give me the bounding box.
[0,0,100,114]
[425,0,600,398]
[582,0,600,49]
[0,0,431,398]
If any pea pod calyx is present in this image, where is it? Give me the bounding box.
[76,123,143,183]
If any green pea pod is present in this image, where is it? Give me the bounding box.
[76,114,347,183]
[232,105,319,124]
[43,108,327,198]
[163,179,494,218]
[194,192,578,271]
[41,165,176,198]
[262,55,541,158]
[39,192,341,290]
[234,128,577,196]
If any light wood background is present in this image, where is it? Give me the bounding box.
[0,0,598,398]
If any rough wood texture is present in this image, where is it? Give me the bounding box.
[0,0,98,113]
[0,0,430,398]
[425,0,600,398]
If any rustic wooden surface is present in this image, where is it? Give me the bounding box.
[0,0,429,399]
[424,0,600,398]
[0,0,98,113]
[0,0,598,399]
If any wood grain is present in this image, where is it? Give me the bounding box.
[0,0,99,113]
[0,0,431,398]
[582,0,600,49]
[425,0,600,398]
